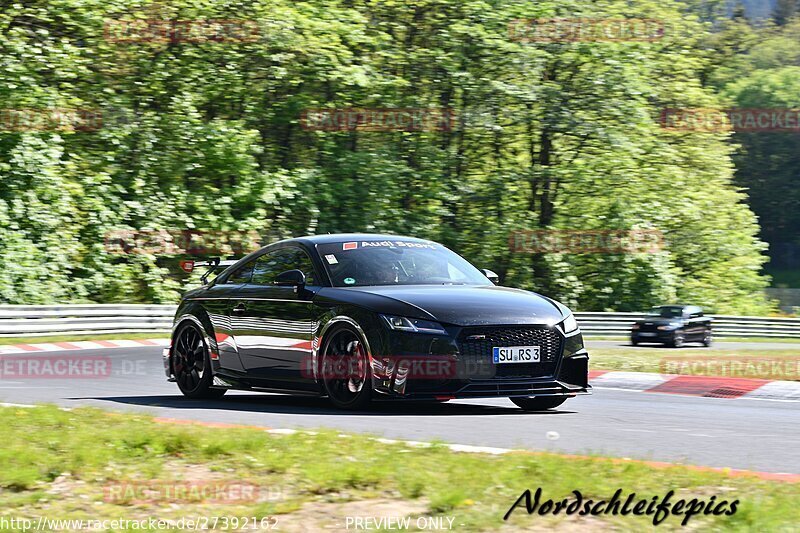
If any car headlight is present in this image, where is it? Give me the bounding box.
[658,322,681,331]
[380,315,447,335]
[559,313,579,334]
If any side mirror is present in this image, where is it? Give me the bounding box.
[480,269,500,285]
[274,269,306,289]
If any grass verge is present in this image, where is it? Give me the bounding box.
[585,336,800,344]
[1,405,797,531]
[590,347,800,380]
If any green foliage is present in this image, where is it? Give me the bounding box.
[705,16,800,292]
[0,0,777,313]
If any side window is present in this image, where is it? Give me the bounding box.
[251,248,317,286]
[251,250,292,285]
[288,249,317,285]
[225,261,255,284]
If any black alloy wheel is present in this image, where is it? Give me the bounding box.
[320,325,372,410]
[703,329,713,347]
[173,322,226,399]
[670,331,685,348]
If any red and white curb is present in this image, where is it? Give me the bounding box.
[0,340,797,401]
[589,370,800,401]
[0,338,168,354]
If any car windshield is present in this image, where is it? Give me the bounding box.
[316,240,490,287]
[646,306,684,318]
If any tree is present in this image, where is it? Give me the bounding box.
[0,0,775,314]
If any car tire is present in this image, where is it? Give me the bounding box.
[510,396,568,411]
[320,323,372,410]
[173,321,227,400]
[669,332,685,348]
[631,338,639,346]
[703,329,713,347]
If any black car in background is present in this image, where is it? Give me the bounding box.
[631,305,713,348]
[164,234,590,410]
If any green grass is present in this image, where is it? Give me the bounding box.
[0,333,169,345]
[710,337,800,344]
[591,347,800,380]
[585,336,800,344]
[0,405,798,531]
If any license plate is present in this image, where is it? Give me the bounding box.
[492,346,540,364]
[639,332,656,337]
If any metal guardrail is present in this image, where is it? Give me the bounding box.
[0,305,798,339]
[575,312,800,339]
[0,305,177,337]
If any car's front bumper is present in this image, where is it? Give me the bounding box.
[162,347,176,381]
[631,330,676,343]
[405,357,590,400]
[369,326,591,400]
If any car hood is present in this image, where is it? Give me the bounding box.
[316,285,567,327]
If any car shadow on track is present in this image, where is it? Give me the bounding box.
[69,394,576,417]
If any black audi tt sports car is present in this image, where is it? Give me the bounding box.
[163,234,590,410]
[631,305,713,348]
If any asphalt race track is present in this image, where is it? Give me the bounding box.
[1,346,798,476]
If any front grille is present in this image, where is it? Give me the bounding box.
[637,322,659,332]
[456,326,562,380]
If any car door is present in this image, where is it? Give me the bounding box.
[198,260,255,373]
[232,247,319,391]
[687,308,707,340]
